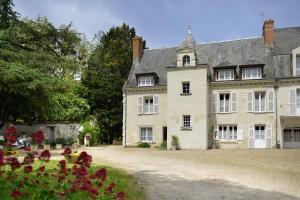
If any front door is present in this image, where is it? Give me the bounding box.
[163,126,167,141]
[48,127,55,143]
[254,125,266,148]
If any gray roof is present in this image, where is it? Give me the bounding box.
[126,27,300,87]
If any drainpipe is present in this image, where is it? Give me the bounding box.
[123,86,127,148]
[274,78,279,148]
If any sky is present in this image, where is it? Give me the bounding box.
[14,0,300,49]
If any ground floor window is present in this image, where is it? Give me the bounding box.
[218,125,237,141]
[183,115,191,128]
[140,127,152,142]
[284,128,300,142]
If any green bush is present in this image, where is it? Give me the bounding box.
[137,143,150,148]
[171,135,179,145]
[66,137,76,145]
[44,139,50,145]
[80,119,100,146]
[159,141,167,150]
[55,138,67,146]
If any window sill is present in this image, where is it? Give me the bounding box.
[217,140,238,143]
[181,127,192,131]
[180,93,192,96]
[138,113,158,116]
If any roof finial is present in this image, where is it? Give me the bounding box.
[188,25,191,33]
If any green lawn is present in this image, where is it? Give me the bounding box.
[0,160,145,200]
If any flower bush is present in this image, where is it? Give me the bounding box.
[0,126,126,200]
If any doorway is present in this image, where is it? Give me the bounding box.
[163,126,167,141]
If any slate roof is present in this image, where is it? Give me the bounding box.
[126,27,300,88]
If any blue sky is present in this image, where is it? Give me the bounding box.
[14,0,300,49]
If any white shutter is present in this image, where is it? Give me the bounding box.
[231,91,237,112]
[212,93,218,113]
[248,125,254,148]
[214,128,219,140]
[190,115,192,128]
[138,96,143,114]
[237,125,243,140]
[154,95,159,113]
[289,88,296,115]
[266,125,272,148]
[268,90,274,112]
[247,92,253,112]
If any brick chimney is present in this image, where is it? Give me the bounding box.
[132,36,143,64]
[263,19,274,47]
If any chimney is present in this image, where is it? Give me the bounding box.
[263,19,274,47]
[132,36,144,64]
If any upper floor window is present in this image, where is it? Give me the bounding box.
[182,82,190,94]
[138,96,159,114]
[296,56,300,76]
[254,92,266,112]
[216,69,234,81]
[182,115,191,128]
[219,93,230,113]
[138,75,154,86]
[182,55,190,66]
[242,67,262,79]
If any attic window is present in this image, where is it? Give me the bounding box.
[138,75,154,86]
[296,56,300,76]
[242,67,262,79]
[182,55,190,66]
[215,69,234,81]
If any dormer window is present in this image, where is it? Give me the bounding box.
[215,69,234,81]
[242,67,262,79]
[296,56,300,76]
[138,75,154,86]
[182,55,190,66]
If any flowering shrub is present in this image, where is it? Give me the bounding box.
[0,126,126,200]
[32,130,45,145]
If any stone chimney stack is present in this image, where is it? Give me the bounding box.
[263,19,274,47]
[132,36,144,64]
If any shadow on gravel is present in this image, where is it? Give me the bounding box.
[134,170,300,200]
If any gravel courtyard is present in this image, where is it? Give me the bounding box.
[86,146,300,200]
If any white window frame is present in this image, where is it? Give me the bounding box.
[140,127,153,143]
[296,56,300,76]
[138,75,154,87]
[254,91,266,112]
[182,55,190,66]
[242,67,262,79]
[254,125,265,140]
[218,125,238,141]
[143,96,154,114]
[219,93,230,113]
[182,115,191,128]
[182,82,190,94]
[216,69,234,81]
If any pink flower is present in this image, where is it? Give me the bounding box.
[114,191,126,200]
[39,150,51,162]
[6,157,21,171]
[75,151,92,167]
[62,147,72,155]
[0,149,4,166]
[24,165,33,174]
[10,189,21,199]
[94,168,107,181]
[105,183,116,194]
[39,166,45,173]
[32,130,45,144]
[5,126,17,134]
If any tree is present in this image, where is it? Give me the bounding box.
[0,0,18,29]
[83,24,146,144]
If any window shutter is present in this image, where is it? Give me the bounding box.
[190,115,192,128]
[154,95,159,113]
[237,125,243,141]
[247,92,253,112]
[138,96,143,114]
[289,88,296,115]
[267,90,274,112]
[266,125,272,148]
[212,93,218,113]
[214,128,219,140]
[231,92,237,112]
[248,125,254,148]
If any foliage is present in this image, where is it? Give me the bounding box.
[66,136,76,145]
[171,135,179,145]
[55,138,67,146]
[137,143,150,148]
[0,127,126,199]
[159,141,167,150]
[0,0,18,29]
[44,139,50,145]
[83,24,145,144]
[80,118,100,146]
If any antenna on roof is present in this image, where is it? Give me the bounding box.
[259,8,265,26]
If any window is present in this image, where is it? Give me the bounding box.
[138,75,154,86]
[294,128,300,142]
[143,97,154,114]
[183,115,191,128]
[296,56,300,76]
[182,82,190,94]
[254,92,266,112]
[219,93,230,112]
[70,125,77,131]
[140,127,152,142]
[284,128,293,142]
[216,69,234,81]
[255,125,265,140]
[297,89,300,109]
[218,125,237,141]
[242,67,262,79]
[182,55,190,66]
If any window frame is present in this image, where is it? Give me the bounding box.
[137,75,154,87]
[254,125,265,140]
[140,127,153,143]
[242,67,262,80]
[216,69,234,81]
[182,115,191,128]
[143,96,154,114]
[182,55,190,66]
[219,93,230,113]
[296,56,300,76]
[182,81,190,94]
[218,125,238,142]
[254,91,266,112]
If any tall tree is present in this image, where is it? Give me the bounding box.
[0,0,18,29]
[83,24,145,144]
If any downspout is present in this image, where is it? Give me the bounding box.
[274,78,279,148]
[123,85,127,148]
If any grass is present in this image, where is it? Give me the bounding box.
[0,160,145,200]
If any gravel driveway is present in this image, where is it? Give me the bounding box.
[85,146,300,200]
